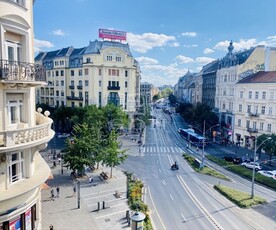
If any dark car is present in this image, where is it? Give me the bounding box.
[223,155,242,164]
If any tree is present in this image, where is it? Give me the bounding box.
[102,130,127,178]
[63,123,96,175]
[257,134,276,165]
[168,93,177,105]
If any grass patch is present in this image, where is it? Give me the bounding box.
[183,153,230,181]
[206,155,276,190]
[214,184,267,208]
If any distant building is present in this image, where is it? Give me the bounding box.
[0,0,54,229]
[35,40,141,114]
[140,82,159,104]
[234,71,276,148]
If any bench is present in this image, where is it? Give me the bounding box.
[114,190,121,198]
[100,171,108,180]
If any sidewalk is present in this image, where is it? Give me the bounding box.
[40,132,142,230]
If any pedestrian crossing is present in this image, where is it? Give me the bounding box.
[142,146,184,154]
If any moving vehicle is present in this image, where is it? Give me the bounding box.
[171,162,179,170]
[178,128,206,148]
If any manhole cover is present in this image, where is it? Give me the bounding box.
[104,218,110,222]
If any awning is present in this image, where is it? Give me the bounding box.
[40,183,50,190]
[48,173,54,180]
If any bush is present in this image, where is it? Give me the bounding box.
[214,184,267,208]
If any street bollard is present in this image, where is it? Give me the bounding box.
[103,201,105,209]
[97,202,100,211]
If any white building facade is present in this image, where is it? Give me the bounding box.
[0,0,54,229]
[35,40,141,114]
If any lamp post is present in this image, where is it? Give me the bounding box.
[201,121,219,169]
[251,136,271,198]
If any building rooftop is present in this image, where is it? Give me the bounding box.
[238,71,276,83]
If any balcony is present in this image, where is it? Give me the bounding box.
[66,96,83,101]
[0,59,46,85]
[107,86,120,90]
[247,127,258,134]
[0,112,54,151]
[248,112,259,117]
[77,85,83,90]
[69,85,75,89]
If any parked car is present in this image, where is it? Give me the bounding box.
[241,162,262,171]
[257,170,276,179]
[57,133,70,139]
[223,155,242,164]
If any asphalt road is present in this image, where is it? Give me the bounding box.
[121,109,276,230]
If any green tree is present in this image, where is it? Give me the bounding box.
[160,88,173,98]
[63,123,96,175]
[257,134,276,165]
[102,130,127,178]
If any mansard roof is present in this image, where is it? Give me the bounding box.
[238,71,276,84]
[84,40,133,57]
[202,60,219,74]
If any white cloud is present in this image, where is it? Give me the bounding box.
[34,39,54,52]
[195,57,216,65]
[203,48,214,54]
[175,55,194,64]
[213,39,267,51]
[127,32,176,53]
[183,44,198,48]
[169,42,180,47]
[181,32,197,37]
[136,56,159,65]
[52,29,66,36]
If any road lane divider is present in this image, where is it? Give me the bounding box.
[181,212,187,222]
[170,194,174,200]
[177,175,223,230]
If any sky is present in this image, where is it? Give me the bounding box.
[33,0,276,87]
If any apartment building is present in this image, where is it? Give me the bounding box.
[35,40,141,114]
[140,82,156,104]
[0,0,54,229]
[216,42,276,142]
[234,71,276,148]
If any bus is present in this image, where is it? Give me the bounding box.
[178,128,206,148]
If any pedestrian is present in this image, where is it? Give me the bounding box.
[49,224,54,230]
[56,186,60,198]
[196,146,199,151]
[73,185,76,197]
[89,176,93,183]
[50,189,55,201]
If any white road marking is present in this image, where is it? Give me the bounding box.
[170,194,174,200]
[161,179,166,186]
[181,213,187,222]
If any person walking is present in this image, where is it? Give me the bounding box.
[73,185,76,197]
[56,186,60,198]
[50,189,55,201]
[89,176,93,183]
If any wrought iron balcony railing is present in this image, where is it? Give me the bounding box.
[107,86,120,90]
[66,96,83,101]
[0,59,46,82]
[247,127,258,133]
[77,85,83,90]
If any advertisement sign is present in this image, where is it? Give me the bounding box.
[9,216,21,230]
[99,29,126,41]
[25,209,32,230]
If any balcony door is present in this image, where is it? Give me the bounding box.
[5,41,22,64]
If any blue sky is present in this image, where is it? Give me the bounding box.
[33,0,276,87]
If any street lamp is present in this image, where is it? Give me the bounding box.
[251,136,271,198]
[201,121,219,169]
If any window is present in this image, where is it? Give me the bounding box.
[255,92,259,99]
[99,69,102,76]
[6,41,22,63]
[246,120,250,128]
[56,91,59,96]
[117,70,119,76]
[61,91,64,96]
[86,58,91,63]
[7,95,24,125]
[261,106,265,114]
[61,70,64,76]
[60,60,64,65]
[71,70,74,76]
[224,75,227,82]
[61,80,64,86]
[55,71,59,77]
[269,107,272,115]
[254,106,258,114]
[55,61,59,66]
[116,56,122,62]
[107,55,112,61]
[84,68,89,75]
[247,105,251,113]
[8,152,24,184]
[262,91,266,99]
[223,90,226,96]
[267,124,272,132]
[222,103,225,109]
[249,91,252,99]
[270,91,274,100]
[112,69,116,76]
[70,80,74,86]
[237,119,241,127]
[78,80,82,86]
[238,104,242,112]
[253,121,257,129]
[79,69,82,76]
[125,70,128,77]
[125,81,128,88]
[56,80,59,86]
[260,122,264,131]
[85,80,89,87]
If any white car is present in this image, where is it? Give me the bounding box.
[241,162,262,171]
[257,170,276,179]
[57,133,70,139]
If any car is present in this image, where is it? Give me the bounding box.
[223,155,242,164]
[257,170,276,179]
[57,133,70,139]
[241,162,262,171]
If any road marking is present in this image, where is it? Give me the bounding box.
[148,186,166,230]
[181,213,187,222]
[159,168,161,173]
[96,210,127,219]
[170,194,174,200]
[161,179,166,186]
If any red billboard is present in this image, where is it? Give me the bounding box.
[99,29,126,41]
